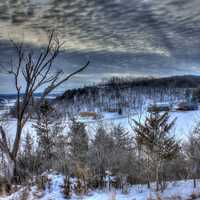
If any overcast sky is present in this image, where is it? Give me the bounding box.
[1,0,200,93]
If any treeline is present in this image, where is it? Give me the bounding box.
[102,75,200,88]
[8,100,200,197]
[55,75,200,116]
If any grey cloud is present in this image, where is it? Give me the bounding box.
[0,0,200,92]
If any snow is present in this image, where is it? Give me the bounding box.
[35,173,65,200]
[2,110,199,144]
[1,172,200,200]
[83,110,200,140]
[1,119,37,146]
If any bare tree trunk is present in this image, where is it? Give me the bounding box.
[155,160,160,191]
[193,178,196,188]
[156,166,159,191]
[1,152,14,184]
[122,176,128,194]
[12,121,23,161]
[147,181,150,189]
[147,154,151,189]
[160,162,165,192]
[192,161,197,188]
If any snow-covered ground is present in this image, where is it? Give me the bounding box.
[80,110,200,140]
[0,95,199,142]
[1,110,199,143]
[1,172,200,200]
[0,102,200,199]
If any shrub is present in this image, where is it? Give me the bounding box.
[0,177,12,196]
[62,176,71,199]
[35,175,49,191]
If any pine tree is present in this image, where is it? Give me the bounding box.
[89,125,114,188]
[68,119,89,194]
[110,125,133,190]
[133,111,180,191]
[69,119,89,165]
[33,100,63,171]
[17,132,35,181]
[111,124,132,151]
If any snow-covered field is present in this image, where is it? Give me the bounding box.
[1,110,199,143]
[95,110,200,140]
[57,110,200,140]
[1,172,200,200]
[1,97,199,142]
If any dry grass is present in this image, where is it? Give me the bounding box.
[61,177,72,199]
[156,193,162,200]
[19,188,29,200]
[186,190,200,200]
[0,178,12,196]
[35,175,49,191]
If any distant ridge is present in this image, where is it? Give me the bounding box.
[58,75,200,101]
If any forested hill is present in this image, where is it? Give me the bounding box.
[102,75,200,88]
[54,75,200,116]
[57,75,200,101]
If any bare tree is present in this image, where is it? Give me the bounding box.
[0,31,89,182]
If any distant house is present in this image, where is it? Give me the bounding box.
[79,112,98,119]
[147,102,172,112]
[175,102,198,111]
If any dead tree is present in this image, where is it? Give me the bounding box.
[0,31,89,182]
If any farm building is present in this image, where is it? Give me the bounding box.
[79,112,98,119]
[175,102,198,111]
[147,102,172,112]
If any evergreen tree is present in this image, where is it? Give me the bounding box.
[68,119,89,194]
[110,125,131,171]
[33,100,63,171]
[89,125,114,188]
[18,132,35,179]
[69,119,89,165]
[133,111,180,191]
[110,124,133,191]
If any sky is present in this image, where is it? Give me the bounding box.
[1,0,200,93]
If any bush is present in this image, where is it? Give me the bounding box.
[19,188,29,200]
[0,177,12,196]
[35,175,49,191]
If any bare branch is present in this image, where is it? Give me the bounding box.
[3,30,89,163]
[40,61,90,100]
